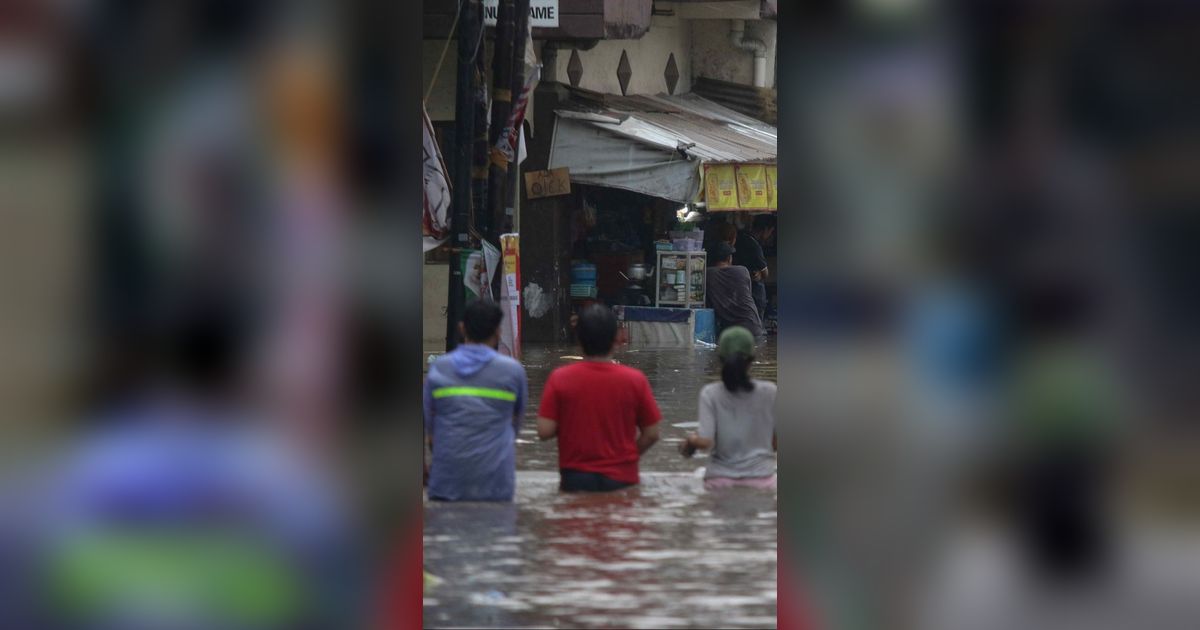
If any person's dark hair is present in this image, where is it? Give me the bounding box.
[721,353,756,393]
[463,299,504,342]
[752,214,775,232]
[711,241,735,263]
[576,304,618,357]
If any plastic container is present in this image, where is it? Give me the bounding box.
[570,263,597,285]
[669,230,704,242]
[569,283,597,298]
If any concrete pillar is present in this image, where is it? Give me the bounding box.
[519,72,572,344]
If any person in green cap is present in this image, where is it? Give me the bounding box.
[680,326,777,490]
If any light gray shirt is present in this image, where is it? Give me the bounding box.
[698,379,777,479]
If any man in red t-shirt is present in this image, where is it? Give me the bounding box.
[537,304,662,491]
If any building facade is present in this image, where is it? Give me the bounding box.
[423,0,778,348]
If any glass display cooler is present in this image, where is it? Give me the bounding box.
[655,250,707,308]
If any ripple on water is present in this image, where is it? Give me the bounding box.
[424,472,776,628]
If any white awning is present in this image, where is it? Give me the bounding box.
[549,117,700,202]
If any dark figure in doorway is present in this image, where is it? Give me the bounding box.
[706,242,764,338]
[729,216,774,321]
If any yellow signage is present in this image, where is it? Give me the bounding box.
[766,165,778,209]
[704,164,739,211]
[736,164,770,210]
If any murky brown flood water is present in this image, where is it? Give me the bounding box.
[424,473,777,629]
[424,340,778,628]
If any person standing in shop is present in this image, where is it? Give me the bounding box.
[731,215,775,322]
[706,242,764,338]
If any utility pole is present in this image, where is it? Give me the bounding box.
[470,16,491,248]
[504,0,532,236]
[448,0,481,351]
[486,0,517,242]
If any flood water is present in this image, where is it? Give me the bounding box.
[424,340,779,628]
[514,341,777,473]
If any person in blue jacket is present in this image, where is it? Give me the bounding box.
[424,300,529,501]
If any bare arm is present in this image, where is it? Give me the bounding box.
[636,422,660,455]
[680,432,714,458]
[536,417,558,441]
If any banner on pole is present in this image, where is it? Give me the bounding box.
[495,21,541,163]
[498,233,521,359]
[463,249,492,302]
[422,105,452,239]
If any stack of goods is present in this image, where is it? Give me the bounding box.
[669,230,704,252]
[570,262,598,299]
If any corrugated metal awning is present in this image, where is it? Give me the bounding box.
[548,90,776,202]
[555,90,777,164]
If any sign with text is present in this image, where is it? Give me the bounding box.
[736,164,770,210]
[704,164,739,211]
[525,167,571,199]
[484,0,560,28]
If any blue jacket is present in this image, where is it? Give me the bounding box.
[424,345,528,501]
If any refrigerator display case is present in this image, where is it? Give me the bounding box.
[655,250,707,308]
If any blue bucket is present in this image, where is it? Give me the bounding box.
[570,263,597,285]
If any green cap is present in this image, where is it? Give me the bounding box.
[717,326,756,360]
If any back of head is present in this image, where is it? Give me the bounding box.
[710,241,735,264]
[462,299,504,343]
[718,326,756,393]
[752,214,775,233]
[576,304,618,357]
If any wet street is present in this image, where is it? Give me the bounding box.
[423,340,779,628]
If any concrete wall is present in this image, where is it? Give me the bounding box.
[690,18,776,88]
[548,14,693,95]
[422,39,459,121]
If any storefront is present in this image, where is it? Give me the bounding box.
[547,89,777,346]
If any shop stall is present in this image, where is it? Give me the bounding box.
[547,90,776,347]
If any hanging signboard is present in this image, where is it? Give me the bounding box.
[766,165,778,209]
[736,164,771,210]
[525,167,571,199]
[484,0,560,28]
[705,163,778,211]
[704,164,739,211]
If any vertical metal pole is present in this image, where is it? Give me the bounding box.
[449,0,481,351]
[504,0,531,236]
[486,0,516,242]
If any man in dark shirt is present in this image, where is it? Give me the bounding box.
[731,215,775,321]
[705,242,763,338]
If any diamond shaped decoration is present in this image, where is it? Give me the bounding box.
[617,50,632,96]
[664,53,680,95]
[567,49,583,88]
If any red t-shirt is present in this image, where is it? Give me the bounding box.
[538,361,662,484]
